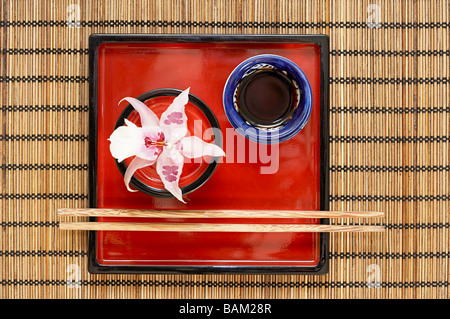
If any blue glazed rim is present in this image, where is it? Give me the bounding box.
[223,54,313,144]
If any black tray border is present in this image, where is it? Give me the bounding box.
[88,34,329,275]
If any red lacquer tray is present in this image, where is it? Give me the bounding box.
[88,34,329,274]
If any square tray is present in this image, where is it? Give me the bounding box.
[88,34,329,274]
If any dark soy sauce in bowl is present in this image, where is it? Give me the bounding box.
[236,68,299,128]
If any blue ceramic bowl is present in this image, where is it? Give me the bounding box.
[223,54,312,144]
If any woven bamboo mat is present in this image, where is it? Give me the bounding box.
[1,0,448,299]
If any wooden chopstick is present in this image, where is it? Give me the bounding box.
[59,222,385,233]
[58,209,384,233]
[57,208,384,219]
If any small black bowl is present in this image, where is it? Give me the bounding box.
[114,88,222,198]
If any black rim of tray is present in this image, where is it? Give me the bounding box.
[88,34,330,275]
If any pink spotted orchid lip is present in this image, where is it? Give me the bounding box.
[108,88,226,203]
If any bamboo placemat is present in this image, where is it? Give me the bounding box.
[1,0,448,299]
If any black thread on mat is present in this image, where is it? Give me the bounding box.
[0,20,328,29]
[330,195,449,202]
[329,252,450,259]
[0,105,89,112]
[0,20,326,28]
[0,163,88,170]
[329,21,449,29]
[330,107,450,114]
[0,250,87,257]
[330,77,449,84]
[330,49,450,57]
[384,223,450,230]
[0,75,88,83]
[0,279,448,288]
[0,221,59,227]
[0,134,88,141]
[330,136,449,143]
[1,48,89,55]
[330,165,450,172]
[329,222,450,230]
[0,20,448,29]
[0,193,88,200]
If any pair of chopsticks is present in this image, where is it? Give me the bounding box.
[57,209,385,233]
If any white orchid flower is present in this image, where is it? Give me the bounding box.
[108,88,225,203]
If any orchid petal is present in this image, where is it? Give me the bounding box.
[159,88,190,143]
[124,156,156,192]
[156,148,185,203]
[108,122,145,162]
[109,121,165,162]
[119,97,160,127]
[136,125,165,161]
[124,118,138,128]
[179,136,226,158]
